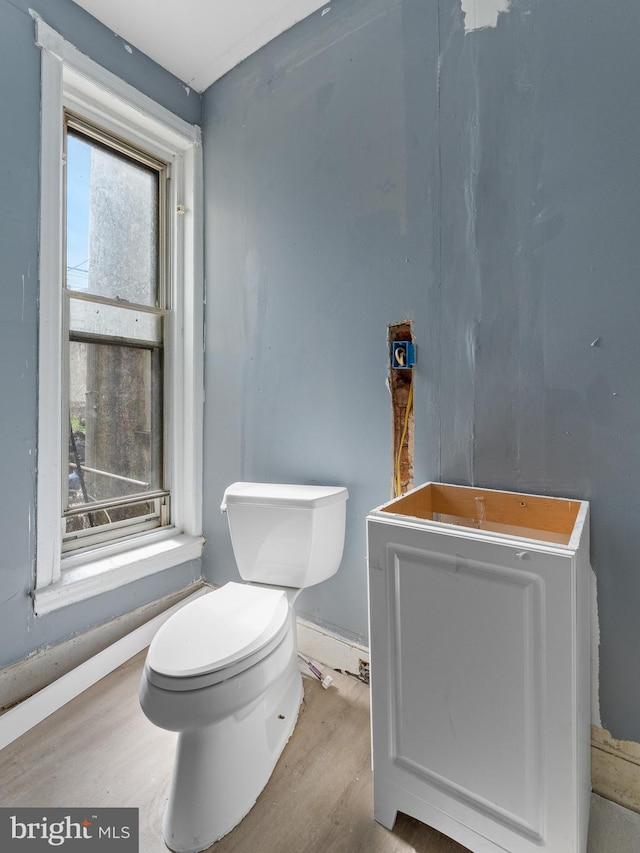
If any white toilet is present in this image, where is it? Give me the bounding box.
[139,482,348,853]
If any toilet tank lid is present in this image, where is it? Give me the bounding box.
[222,482,348,510]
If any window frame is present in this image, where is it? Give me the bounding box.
[63,115,170,552]
[33,14,204,615]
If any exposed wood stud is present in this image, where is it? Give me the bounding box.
[388,321,414,497]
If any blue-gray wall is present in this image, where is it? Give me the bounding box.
[0,0,201,669]
[202,0,640,741]
[202,0,436,647]
[2,0,639,745]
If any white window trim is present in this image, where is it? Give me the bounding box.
[32,13,204,615]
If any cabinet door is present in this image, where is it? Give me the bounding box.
[368,520,581,853]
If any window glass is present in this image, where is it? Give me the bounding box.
[69,298,163,343]
[64,120,168,550]
[66,129,160,308]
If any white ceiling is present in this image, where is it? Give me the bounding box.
[71,0,329,93]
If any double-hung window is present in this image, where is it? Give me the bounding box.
[64,114,170,553]
[33,16,204,613]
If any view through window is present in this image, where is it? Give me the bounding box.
[64,116,170,552]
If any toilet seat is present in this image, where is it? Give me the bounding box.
[146,583,290,687]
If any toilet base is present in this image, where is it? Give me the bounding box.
[162,655,304,853]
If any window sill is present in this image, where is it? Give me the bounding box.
[32,531,204,616]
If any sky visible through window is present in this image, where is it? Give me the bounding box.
[66,134,91,291]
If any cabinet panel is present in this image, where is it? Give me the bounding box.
[389,541,544,836]
[367,483,590,853]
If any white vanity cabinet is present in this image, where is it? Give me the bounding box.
[367,483,591,853]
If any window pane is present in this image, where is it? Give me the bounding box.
[67,341,163,523]
[64,497,160,540]
[66,131,160,307]
[69,297,162,344]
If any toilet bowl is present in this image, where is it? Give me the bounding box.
[139,482,348,853]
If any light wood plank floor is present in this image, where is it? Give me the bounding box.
[1,652,637,852]
[0,651,468,852]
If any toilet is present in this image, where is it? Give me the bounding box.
[139,482,348,853]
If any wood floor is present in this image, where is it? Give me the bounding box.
[0,651,469,853]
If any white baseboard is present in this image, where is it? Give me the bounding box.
[297,618,369,682]
[0,592,367,754]
[0,582,207,712]
[0,586,209,753]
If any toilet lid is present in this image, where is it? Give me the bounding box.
[147,583,289,678]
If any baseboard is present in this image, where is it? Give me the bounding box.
[0,593,368,754]
[592,725,640,814]
[0,581,208,712]
[297,617,369,683]
[0,584,209,753]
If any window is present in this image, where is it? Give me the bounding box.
[64,117,170,552]
[33,15,204,614]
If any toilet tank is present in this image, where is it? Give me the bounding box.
[221,482,348,588]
